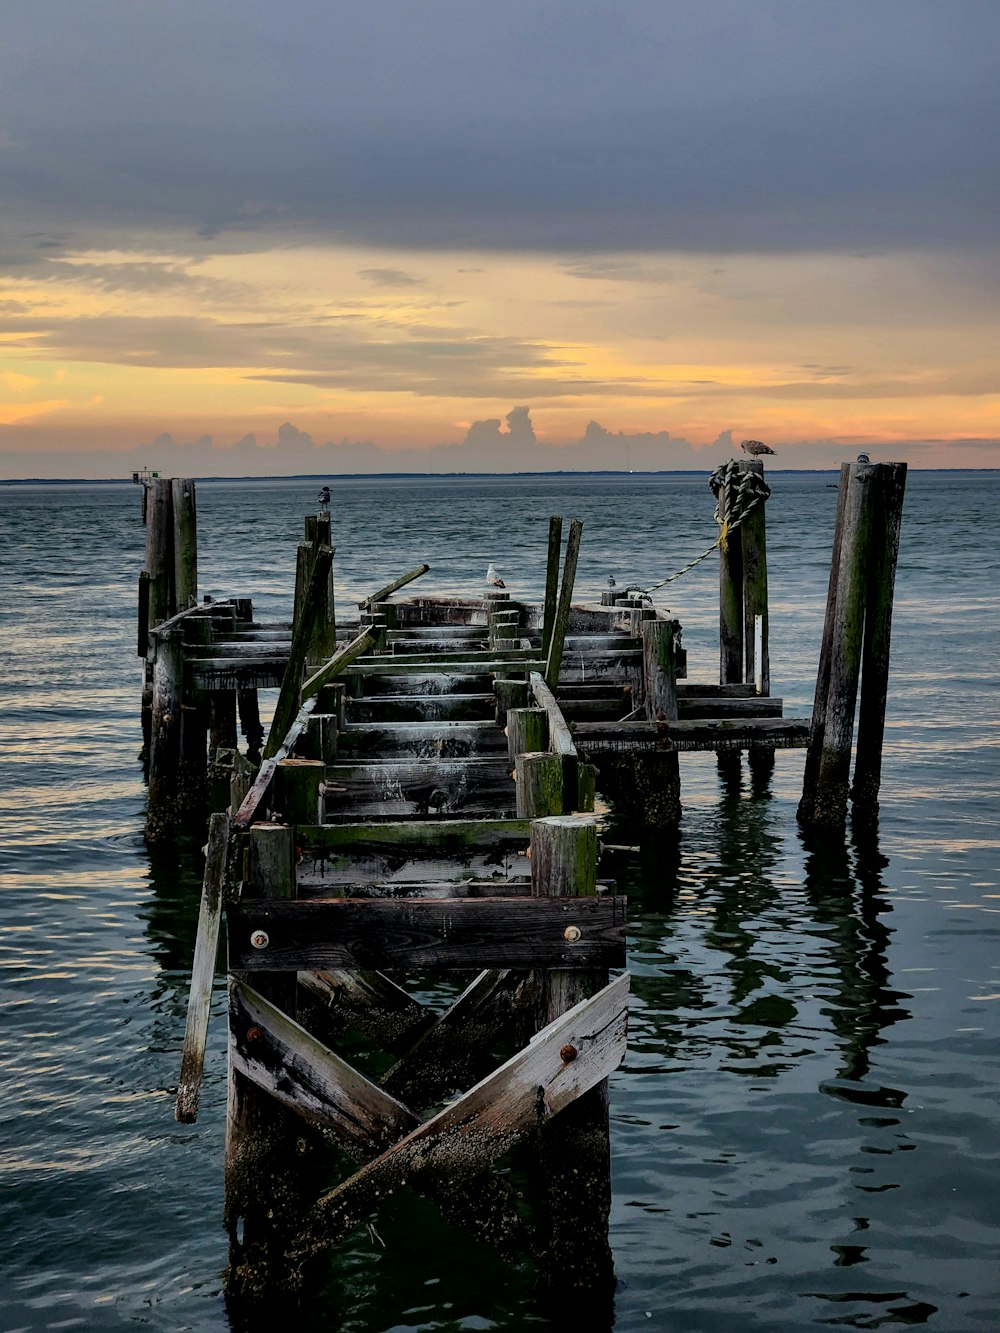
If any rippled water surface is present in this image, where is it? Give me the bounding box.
[1,472,997,1331]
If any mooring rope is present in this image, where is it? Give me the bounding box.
[634,460,772,595]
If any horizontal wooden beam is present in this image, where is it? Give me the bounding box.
[323,756,515,820]
[676,682,757,698]
[334,720,507,760]
[340,658,545,677]
[191,658,287,690]
[572,716,810,754]
[227,895,627,970]
[296,817,532,851]
[677,697,784,720]
[359,562,431,608]
[301,628,377,701]
[348,694,496,722]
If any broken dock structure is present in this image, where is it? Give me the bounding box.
[139,458,905,1305]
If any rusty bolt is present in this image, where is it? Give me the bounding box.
[246,1026,263,1042]
[563,924,582,943]
[250,929,270,950]
[560,1044,578,1063]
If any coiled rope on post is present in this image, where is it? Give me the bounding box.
[635,460,771,595]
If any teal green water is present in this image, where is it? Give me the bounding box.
[1,472,997,1331]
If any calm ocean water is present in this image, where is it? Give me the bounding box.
[1,471,997,1332]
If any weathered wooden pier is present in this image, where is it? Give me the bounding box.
[139,458,905,1308]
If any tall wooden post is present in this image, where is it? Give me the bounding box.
[799,459,882,829]
[144,477,175,629]
[145,628,184,843]
[740,460,769,695]
[718,477,744,686]
[545,518,583,690]
[852,463,907,823]
[225,823,319,1303]
[507,707,548,766]
[531,815,614,1310]
[540,515,563,659]
[171,478,198,612]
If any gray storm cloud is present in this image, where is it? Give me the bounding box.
[0,1,996,257]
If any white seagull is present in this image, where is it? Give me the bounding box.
[486,563,505,588]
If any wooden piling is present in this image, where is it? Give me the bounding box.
[171,478,198,612]
[145,628,184,843]
[801,460,877,829]
[740,460,769,695]
[545,518,583,690]
[264,545,334,758]
[718,476,744,686]
[144,477,175,628]
[507,707,548,767]
[641,618,680,722]
[852,462,907,824]
[494,677,529,728]
[541,516,563,659]
[516,752,564,818]
[530,814,614,1304]
[225,822,320,1302]
[274,757,325,826]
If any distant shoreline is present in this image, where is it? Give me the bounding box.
[1,466,995,486]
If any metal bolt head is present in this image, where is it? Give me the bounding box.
[563,924,582,943]
[560,1044,578,1063]
[250,929,270,950]
[246,1026,263,1042]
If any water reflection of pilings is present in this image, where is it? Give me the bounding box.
[800,821,910,1088]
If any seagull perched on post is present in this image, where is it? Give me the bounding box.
[608,574,616,589]
[740,439,775,457]
[486,563,505,588]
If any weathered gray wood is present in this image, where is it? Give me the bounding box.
[298,878,532,900]
[229,980,418,1155]
[507,707,548,765]
[718,469,744,683]
[348,694,495,723]
[381,968,535,1106]
[808,460,877,828]
[144,477,175,627]
[171,477,197,612]
[297,969,435,1056]
[556,649,643,685]
[678,696,783,718]
[296,973,629,1252]
[529,671,576,756]
[232,695,318,828]
[237,688,263,765]
[334,720,506,760]
[229,749,256,815]
[145,628,184,842]
[493,677,529,727]
[350,646,541,668]
[298,629,376,701]
[295,817,532,854]
[641,617,680,722]
[740,459,769,694]
[852,462,907,823]
[541,515,564,658]
[274,757,325,825]
[545,518,583,689]
[359,563,430,608]
[676,682,757,698]
[323,756,516,821]
[530,813,612,1295]
[572,716,810,752]
[798,464,851,824]
[137,571,150,657]
[352,671,493,697]
[516,751,565,818]
[176,812,230,1122]
[264,545,334,758]
[227,895,626,971]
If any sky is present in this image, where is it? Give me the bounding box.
[1,0,998,477]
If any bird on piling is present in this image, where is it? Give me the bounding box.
[317,485,331,506]
[486,563,505,588]
[740,439,775,458]
[608,574,616,589]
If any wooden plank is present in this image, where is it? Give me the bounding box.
[322,756,516,819]
[175,812,230,1123]
[297,973,630,1251]
[572,716,810,753]
[296,818,531,887]
[347,694,496,722]
[676,682,757,698]
[340,657,544,677]
[298,878,532,899]
[358,562,430,608]
[556,650,643,684]
[230,980,418,1156]
[191,658,287,690]
[541,515,563,658]
[350,673,494,697]
[227,895,627,971]
[529,671,576,756]
[677,696,784,719]
[300,627,376,701]
[354,645,541,666]
[334,720,507,759]
[264,544,333,758]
